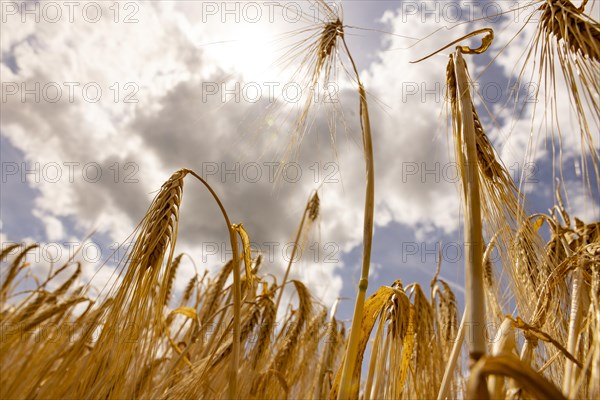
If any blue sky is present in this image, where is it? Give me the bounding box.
[1,0,598,321]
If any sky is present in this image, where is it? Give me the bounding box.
[1,0,599,322]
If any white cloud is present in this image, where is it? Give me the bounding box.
[1,1,356,306]
[2,1,597,310]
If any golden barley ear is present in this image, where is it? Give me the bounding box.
[272,2,347,174]
[0,243,21,262]
[164,254,183,306]
[180,273,197,306]
[524,0,600,187]
[46,170,190,399]
[52,262,82,298]
[271,280,313,371]
[431,278,459,362]
[0,244,37,300]
[539,0,599,62]
[250,294,276,370]
[132,168,186,273]
[408,284,440,399]
[233,223,256,289]
[314,298,345,399]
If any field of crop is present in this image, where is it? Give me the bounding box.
[1,0,599,399]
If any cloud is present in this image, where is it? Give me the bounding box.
[1,1,354,306]
[2,1,597,311]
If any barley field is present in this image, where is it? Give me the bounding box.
[1,0,599,399]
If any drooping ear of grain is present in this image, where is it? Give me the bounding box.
[0,243,21,262]
[181,273,197,306]
[1,244,38,300]
[482,240,504,324]
[271,280,313,373]
[250,294,276,370]
[431,276,461,399]
[539,0,599,62]
[234,223,255,291]
[52,263,82,298]
[357,281,449,400]
[410,284,440,398]
[11,169,189,400]
[314,298,345,399]
[276,4,345,171]
[526,0,600,188]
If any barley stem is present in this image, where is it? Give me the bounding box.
[563,251,582,395]
[338,35,375,399]
[274,197,310,315]
[186,170,241,399]
[453,50,486,363]
[437,308,467,400]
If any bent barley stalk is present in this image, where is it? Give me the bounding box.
[184,170,242,399]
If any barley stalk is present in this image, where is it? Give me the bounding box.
[487,318,516,399]
[437,308,467,400]
[563,255,583,394]
[184,170,241,399]
[337,80,374,400]
[413,29,494,366]
[274,192,319,315]
[282,5,378,396]
[453,49,486,363]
